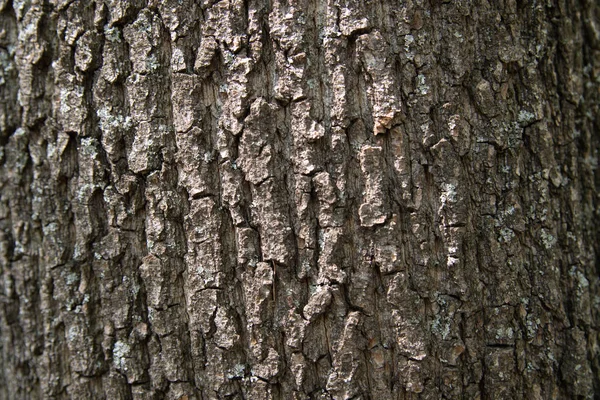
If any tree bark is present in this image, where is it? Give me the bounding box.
[0,0,598,398]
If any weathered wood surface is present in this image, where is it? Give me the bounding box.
[0,0,598,398]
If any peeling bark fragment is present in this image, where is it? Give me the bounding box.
[303,286,333,322]
[171,74,201,133]
[239,98,278,184]
[474,78,499,117]
[317,227,347,284]
[123,9,167,74]
[128,121,164,174]
[285,310,307,350]
[74,31,101,72]
[359,145,388,227]
[186,288,217,336]
[194,36,218,76]
[291,101,324,176]
[176,127,215,198]
[243,262,274,327]
[355,31,403,135]
[313,171,339,227]
[184,197,225,289]
[213,308,240,350]
[252,179,295,266]
[326,311,368,398]
[140,254,167,308]
[251,347,281,381]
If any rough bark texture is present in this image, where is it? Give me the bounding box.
[0,0,599,398]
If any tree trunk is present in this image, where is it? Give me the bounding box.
[0,0,598,398]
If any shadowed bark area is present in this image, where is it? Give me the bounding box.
[0,0,598,398]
